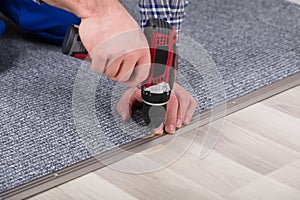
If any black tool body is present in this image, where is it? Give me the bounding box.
[62,19,178,128]
[62,25,88,60]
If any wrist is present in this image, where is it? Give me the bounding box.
[68,0,112,18]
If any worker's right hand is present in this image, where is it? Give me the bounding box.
[78,0,151,87]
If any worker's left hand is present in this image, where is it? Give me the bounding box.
[117,82,197,134]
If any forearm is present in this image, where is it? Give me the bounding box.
[42,0,119,18]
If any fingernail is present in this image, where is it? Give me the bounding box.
[167,125,175,133]
[153,124,164,135]
[154,129,164,135]
[177,119,182,128]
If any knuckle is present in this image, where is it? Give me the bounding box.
[130,51,139,57]
[119,73,131,82]
[126,52,138,61]
[166,116,177,124]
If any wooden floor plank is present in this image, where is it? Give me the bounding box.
[263,87,300,119]
[227,177,300,200]
[167,151,261,196]
[29,188,75,200]
[214,119,300,175]
[96,167,225,200]
[267,159,300,191]
[57,173,138,200]
[131,125,263,196]
[226,103,300,154]
[101,122,263,197]
[291,159,300,168]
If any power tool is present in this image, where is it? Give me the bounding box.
[62,18,178,129]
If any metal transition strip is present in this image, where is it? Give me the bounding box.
[1,72,300,200]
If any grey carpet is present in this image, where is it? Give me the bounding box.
[0,0,299,194]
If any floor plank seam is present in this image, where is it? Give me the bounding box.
[222,116,300,156]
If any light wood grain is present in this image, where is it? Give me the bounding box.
[263,87,300,119]
[268,159,300,191]
[180,116,300,175]
[227,177,300,200]
[226,103,300,154]
[57,173,138,200]
[291,159,300,168]
[215,119,300,174]
[96,166,225,200]
[124,126,262,196]
[167,151,261,196]
[29,188,75,200]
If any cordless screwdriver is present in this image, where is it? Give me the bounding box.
[62,18,178,128]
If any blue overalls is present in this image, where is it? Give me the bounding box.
[0,0,80,44]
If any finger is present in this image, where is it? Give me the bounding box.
[152,123,164,135]
[90,52,108,74]
[124,51,151,87]
[176,98,190,128]
[116,55,137,83]
[176,105,182,128]
[106,51,136,81]
[165,94,179,134]
[183,99,197,125]
[173,84,188,128]
[104,57,123,78]
[117,88,139,121]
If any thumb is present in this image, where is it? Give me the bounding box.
[117,88,141,121]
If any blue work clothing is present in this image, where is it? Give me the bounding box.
[0,0,80,44]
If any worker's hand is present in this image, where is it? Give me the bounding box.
[117,83,197,134]
[78,0,151,87]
